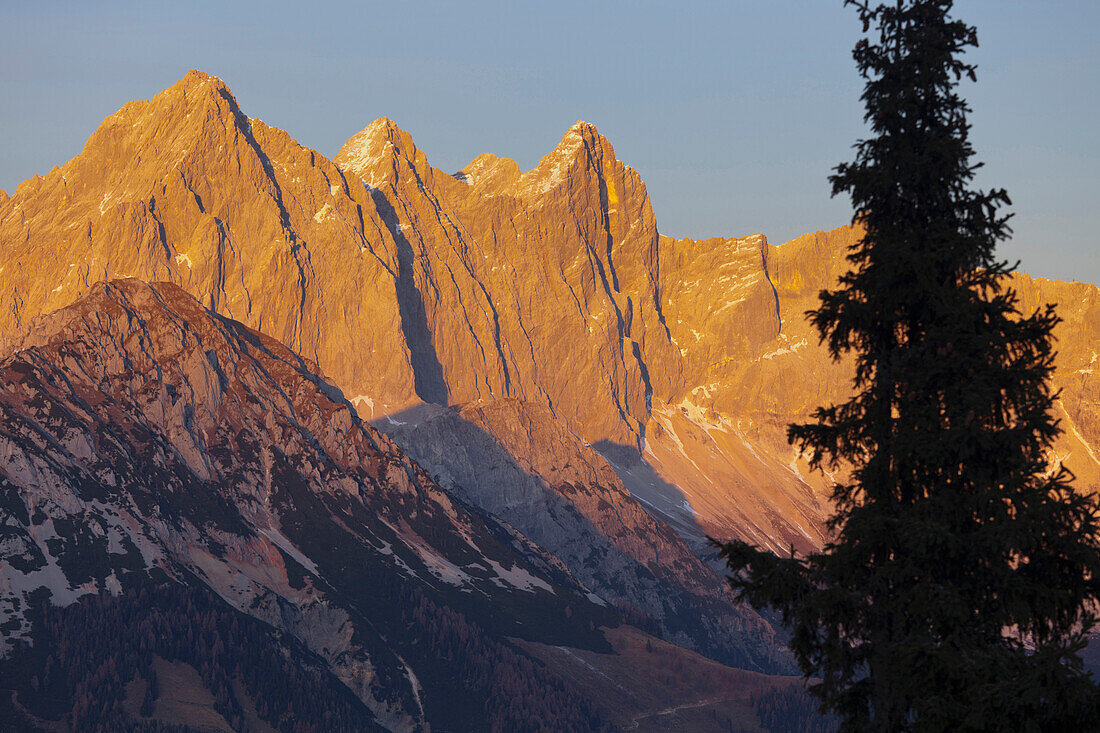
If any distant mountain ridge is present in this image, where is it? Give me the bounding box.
[0,69,1096,558]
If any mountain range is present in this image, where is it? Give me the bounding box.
[0,70,1095,731]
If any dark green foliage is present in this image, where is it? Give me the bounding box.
[718,1,1100,730]
[752,686,838,733]
[138,666,158,718]
[0,577,612,733]
[0,581,384,732]
[398,586,611,732]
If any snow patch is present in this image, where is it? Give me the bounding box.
[412,543,472,587]
[1077,351,1098,375]
[1,522,94,608]
[313,203,333,223]
[1071,425,1100,468]
[482,558,554,594]
[104,571,123,596]
[175,253,193,268]
[257,525,319,576]
[761,337,807,361]
[713,296,748,316]
[351,395,376,417]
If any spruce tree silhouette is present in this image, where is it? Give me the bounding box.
[718,2,1100,730]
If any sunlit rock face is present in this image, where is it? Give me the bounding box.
[1,71,1096,557]
[334,116,678,450]
[0,71,419,416]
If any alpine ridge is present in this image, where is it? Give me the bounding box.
[1,69,1097,560]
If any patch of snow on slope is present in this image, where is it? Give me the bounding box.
[761,337,807,361]
[257,525,319,575]
[1077,351,1097,375]
[351,394,375,417]
[2,519,96,608]
[481,558,554,594]
[406,537,472,588]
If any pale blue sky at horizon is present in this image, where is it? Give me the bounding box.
[2,1,1096,283]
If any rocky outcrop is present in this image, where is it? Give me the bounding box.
[333,117,680,447]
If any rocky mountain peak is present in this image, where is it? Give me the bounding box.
[516,119,618,198]
[334,116,431,190]
[0,279,648,728]
[14,278,289,379]
[94,68,246,149]
[453,152,521,194]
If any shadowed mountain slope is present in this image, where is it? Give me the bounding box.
[382,398,791,672]
[0,279,624,730]
[0,280,826,731]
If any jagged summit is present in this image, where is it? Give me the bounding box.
[332,116,622,200]
[173,68,233,99]
[98,68,243,136]
[334,116,431,189]
[454,152,521,194]
[180,67,220,86]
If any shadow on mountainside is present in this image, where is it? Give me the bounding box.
[370,191,449,405]
[592,439,713,547]
[590,439,753,601]
[375,402,795,675]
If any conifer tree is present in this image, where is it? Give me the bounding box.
[718,2,1100,729]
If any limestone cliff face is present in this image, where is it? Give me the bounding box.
[762,227,1100,495]
[647,223,1099,550]
[1,72,1096,556]
[0,71,419,414]
[334,117,680,447]
[1010,273,1100,492]
[0,73,677,450]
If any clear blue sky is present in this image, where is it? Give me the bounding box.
[2,1,1097,283]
